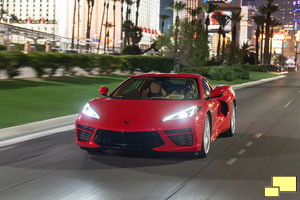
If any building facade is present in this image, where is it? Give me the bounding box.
[159,0,174,34]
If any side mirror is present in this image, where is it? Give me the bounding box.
[99,86,109,96]
[210,89,224,99]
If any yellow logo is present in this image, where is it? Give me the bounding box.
[265,176,297,197]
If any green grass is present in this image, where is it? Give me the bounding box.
[0,75,130,129]
[0,72,279,129]
[208,72,280,86]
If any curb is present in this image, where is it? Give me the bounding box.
[232,75,286,90]
[0,74,287,147]
[0,114,77,142]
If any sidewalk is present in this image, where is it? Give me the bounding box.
[0,74,287,147]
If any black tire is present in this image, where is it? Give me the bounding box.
[195,115,211,158]
[223,103,236,137]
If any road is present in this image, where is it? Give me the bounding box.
[0,73,300,200]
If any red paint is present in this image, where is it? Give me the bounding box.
[75,73,236,153]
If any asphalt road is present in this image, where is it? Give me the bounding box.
[1,73,300,200]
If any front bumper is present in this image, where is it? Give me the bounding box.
[76,125,204,153]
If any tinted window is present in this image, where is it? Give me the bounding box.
[110,77,200,100]
[201,78,211,99]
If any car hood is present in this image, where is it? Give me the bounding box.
[85,98,201,130]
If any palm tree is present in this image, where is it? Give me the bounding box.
[261,0,279,64]
[160,14,169,34]
[214,13,229,60]
[258,6,267,64]
[104,0,110,51]
[269,19,282,62]
[112,0,119,52]
[253,15,264,64]
[0,0,5,22]
[201,3,218,34]
[124,0,134,46]
[120,0,125,49]
[228,10,242,45]
[135,0,141,26]
[104,22,114,51]
[166,2,186,61]
[86,0,95,50]
[188,7,202,26]
[77,0,81,50]
[71,0,77,49]
[97,0,107,52]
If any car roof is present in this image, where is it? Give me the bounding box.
[132,73,202,79]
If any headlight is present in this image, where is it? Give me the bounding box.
[82,103,100,119]
[163,106,201,122]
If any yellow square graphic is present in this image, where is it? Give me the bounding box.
[265,187,280,197]
[272,176,297,192]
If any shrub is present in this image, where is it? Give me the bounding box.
[0,45,7,51]
[120,56,174,73]
[94,55,122,74]
[122,45,142,55]
[28,52,61,77]
[182,66,210,77]
[209,65,250,81]
[243,65,276,72]
[0,51,27,78]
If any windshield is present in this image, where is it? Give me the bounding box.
[110,77,200,100]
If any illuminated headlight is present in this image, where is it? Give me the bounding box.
[163,106,201,122]
[82,103,100,119]
[229,86,235,96]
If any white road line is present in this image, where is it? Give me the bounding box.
[0,125,74,148]
[237,149,246,155]
[226,158,237,165]
[284,100,293,108]
[245,142,253,147]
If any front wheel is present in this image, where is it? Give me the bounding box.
[223,104,236,137]
[195,115,211,158]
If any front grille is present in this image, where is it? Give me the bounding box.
[77,129,93,142]
[164,128,192,134]
[169,134,194,146]
[94,129,165,149]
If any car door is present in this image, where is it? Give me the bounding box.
[201,78,221,139]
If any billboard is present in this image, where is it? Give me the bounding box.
[206,11,232,32]
[203,0,234,4]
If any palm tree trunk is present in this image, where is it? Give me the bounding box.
[86,3,91,50]
[264,14,271,65]
[222,31,226,59]
[97,0,107,52]
[113,0,116,52]
[161,20,165,34]
[77,0,80,51]
[71,0,77,49]
[121,1,124,50]
[104,1,110,51]
[260,23,264,64]
[232,24,236,44]
[255,28,260,64]
[217,29,221,60]
[205,16,210,34]
[135,0,140,26]
[1,0,5,22]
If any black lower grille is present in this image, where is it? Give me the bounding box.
[169,134,194,146]
[77,129,93,142]
[94,129,165,149]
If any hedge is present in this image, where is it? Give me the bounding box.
[209,65,250,81]
[0,52,174,78]
[243,65,279,72]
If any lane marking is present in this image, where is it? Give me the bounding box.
[237,149,246,155]
[0,125,74,148]
[226,158,237,165]
[254,133,263,139]
[284,100,293,108]
[246,142,253,147]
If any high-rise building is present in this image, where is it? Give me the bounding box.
[159,0,174,33]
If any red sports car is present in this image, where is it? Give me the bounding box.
[75,73,236,158]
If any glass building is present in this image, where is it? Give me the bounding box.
[159,0,174,33]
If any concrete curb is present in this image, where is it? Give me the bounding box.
[0,114,77,142]
[0,74,287,146]
[232,75,286,90]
